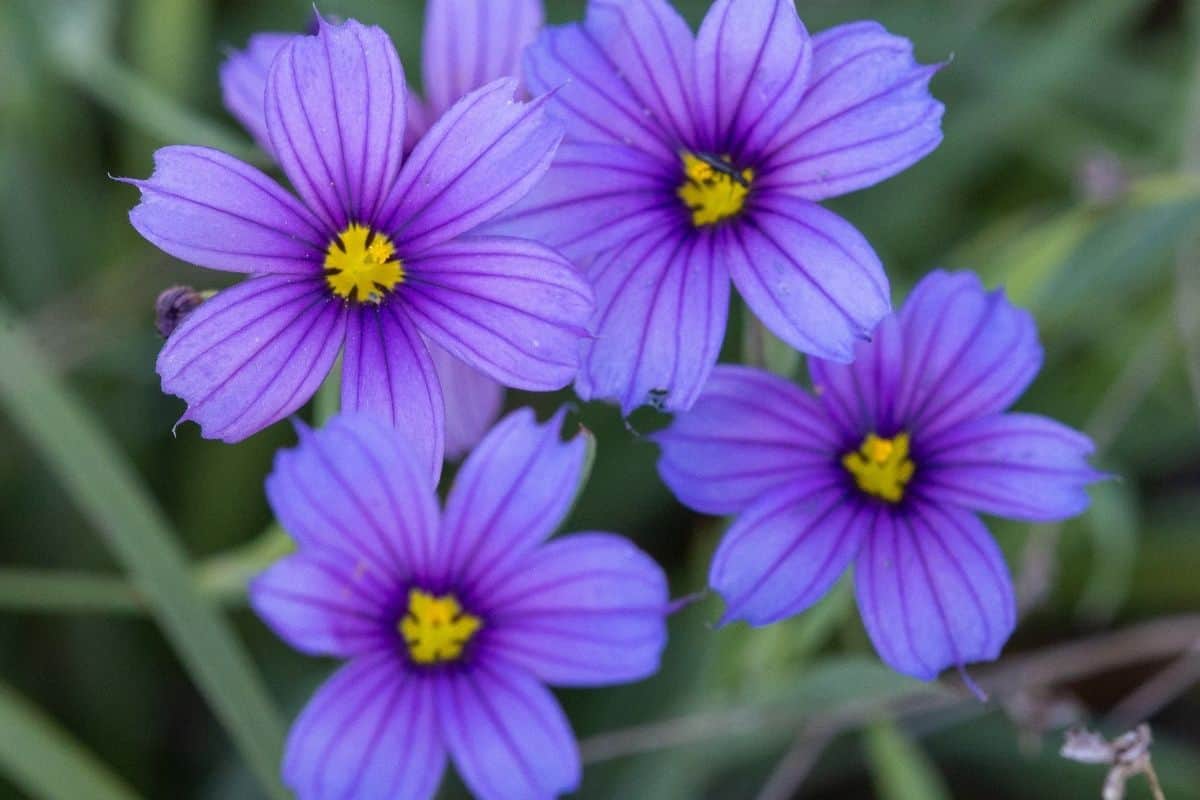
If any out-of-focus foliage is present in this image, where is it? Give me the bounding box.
[0,0,1198,798]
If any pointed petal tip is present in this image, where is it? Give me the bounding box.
[957,664,989,702]
[667,590,706,615]
[288,415,314,440]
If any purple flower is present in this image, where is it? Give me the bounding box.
[491,0,944,414]
[125,17,591,476]
[219,2,545,457]
[251,409,670,799]
[655,271,1104,680]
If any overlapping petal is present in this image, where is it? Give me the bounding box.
[655,365,842,515]
[694,0,811,159]
[402,236,593,390]
[440,408,588,586]
[157,275,345,442]
[422,0,543,119]
[761,21,943,201]
[125,146,325,274]
[429,343,505,460]
[341,305,444,479]
[480,533,669,685]
[587,0,698,146]
[712,484,867,626]
[893,271,1041,435]
[284,655,445,800]
[807,314,906,441]
[725,193,890,362]
[219,32,293,155]
[265,414,440,582]
[577,227,729,414]
[918,413,1101,521]
[249,550,389,658]
[266,18,407,231]
[380,80,561,253]
[855,501,1015,680]
[439,664,579,800]
[523,22,674,157]
[491,141,679,259]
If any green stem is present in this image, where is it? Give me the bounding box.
[46,28,260,164]
[0,525,294,615]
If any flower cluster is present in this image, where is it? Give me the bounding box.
[120,1,1105,798]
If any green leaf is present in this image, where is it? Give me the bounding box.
[0,303,287,799]
[0,678,141,800]
[866,719,952,800]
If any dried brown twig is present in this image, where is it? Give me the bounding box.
[1061,725,1165,800]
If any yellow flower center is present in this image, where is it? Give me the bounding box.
[323,223,404,303]
[399,589,482,665]
[677,152,754,227]
[842,433,916,503]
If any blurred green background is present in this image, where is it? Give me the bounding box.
[2,0,1199,798]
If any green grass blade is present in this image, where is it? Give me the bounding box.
[0,679,142,800]
[866,719,952,800]
[0,302,287,799]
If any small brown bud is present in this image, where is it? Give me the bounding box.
[154,286,206,338]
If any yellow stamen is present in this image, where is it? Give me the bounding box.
[323,223,404,303]
[399,589,481,665]
[677,153,754,227]
[842,432,916,503]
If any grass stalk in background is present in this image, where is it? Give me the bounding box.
[0,302,288,799]
[0,680,142,800]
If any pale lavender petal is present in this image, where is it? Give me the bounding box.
[893,270,1042,436]
[489,140,679,259]
[422,0,544,118]
[125,146,325,274]
[266,17,406,231]
[401,236,593,390]
[341,305,444,480]
[439,663,579,800]
[728,194,890,362]
[249,550,390,658]
[523,22,674,158]
[219,32,293,155]
[265,414,441,584]
[587,0,698,146]
[807,313,906,441]
[440,408,588,587]
[762,21,943,201]
[379,80,561,254]
[157,275,345,442]
[577,227,729,414]
[918,413,1102,522]
[712,484,868,626]
[284,655,445,800]
[694,0,811,159]
[428,342,505,460]
[855,501,1016,680]
[655,365,843,515]
[479,533,669,686]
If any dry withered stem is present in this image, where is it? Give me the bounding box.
[1060,724,1165,800]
